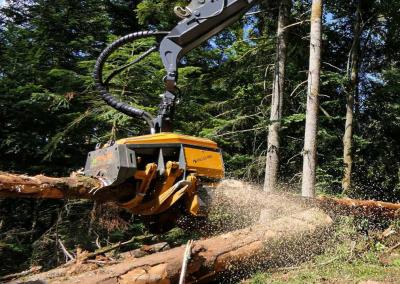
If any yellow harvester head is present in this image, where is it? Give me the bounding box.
[84,133,224,216]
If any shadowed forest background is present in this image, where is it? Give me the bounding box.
[0,0,399,277]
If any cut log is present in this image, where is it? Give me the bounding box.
[119,242,170,259]
[0,172,134,203]
[212,180,400,223]
[316,196,400,219]
[0,266,42,282]
[13,208,333,284]
[1,173,399,221]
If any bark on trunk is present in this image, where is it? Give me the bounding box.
[2,173,398,221]
[215,181,400,221]
[0,172,134,203]
[342,0,362,194]
[264,0,291,193]
[301,0,323,198]
[14,208,333,284]
[316,196,400,220]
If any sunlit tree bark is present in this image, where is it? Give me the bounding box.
[302,0,323,197]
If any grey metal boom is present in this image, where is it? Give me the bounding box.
[155,0,259,132]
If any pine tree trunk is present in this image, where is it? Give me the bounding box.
[0,172,133,203]
[301,0,323,197]
[342,1,362,194]
[264,0,291,193]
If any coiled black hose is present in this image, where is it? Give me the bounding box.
[93,31,169,132]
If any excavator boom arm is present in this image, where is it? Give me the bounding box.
[161,0,259,88]
[156,0,259,131]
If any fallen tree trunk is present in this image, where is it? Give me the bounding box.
[0,172,134,203]
[212,180,400,224]
[316,196,400,219]
[1,173,399,220]
[14,208,333,284]
[0,266,42,282]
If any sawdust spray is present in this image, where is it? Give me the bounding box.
[201,179,311,236]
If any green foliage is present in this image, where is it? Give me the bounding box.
[136,0,185,29]
[394,258,400,267]
[1,0,400,277]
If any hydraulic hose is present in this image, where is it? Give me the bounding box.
[93,31,169,132]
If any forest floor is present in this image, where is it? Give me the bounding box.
[247,217,400,284]
[1,180,399,283]
[158,214,400,284]
[171,180,400,284]
[141,213,400,284]
[156,181,400,284]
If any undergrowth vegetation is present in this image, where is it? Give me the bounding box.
[249,217,400,283]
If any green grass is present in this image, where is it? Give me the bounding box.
[249,249,400,284]
[248,217,400,284]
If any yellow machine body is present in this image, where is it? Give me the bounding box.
[118,133,218,149]
[89,133,225,216]
[118,133,224,179]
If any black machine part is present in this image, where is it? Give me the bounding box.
[84,144,137,187]
[93,0,259,133]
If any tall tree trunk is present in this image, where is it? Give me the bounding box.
[264,0,291,193]
[301,0,323,197]
[342,0,362,194]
